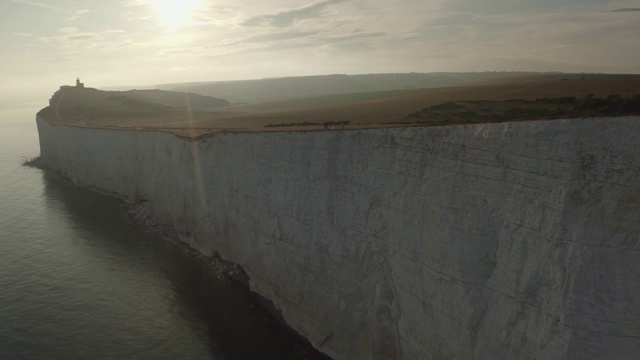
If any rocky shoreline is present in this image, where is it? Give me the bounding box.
[26,155,332,359]
[121,200,249,284]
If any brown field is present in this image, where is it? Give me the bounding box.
[42,74,640,139]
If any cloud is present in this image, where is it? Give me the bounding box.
[322,31,387,43]
[68,34,99,41]
[11,0,66,12]
[610,8,640,12]
[3,0,639,89]
[58,27,79,33]
[243,0,345,27]
[242,31,317,43]
[224,30,387,56]
[38,26,149,56]
[119,0,147,7]
[69,9,90,20]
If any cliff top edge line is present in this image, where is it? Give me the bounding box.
[39,73,640,138]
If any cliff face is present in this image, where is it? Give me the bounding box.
[37,116,640,359]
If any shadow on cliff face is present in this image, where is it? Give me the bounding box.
[37,168,331,360]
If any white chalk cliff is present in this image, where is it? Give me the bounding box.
[37,115,640,359]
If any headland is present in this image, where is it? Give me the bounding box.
[36,73,640,359]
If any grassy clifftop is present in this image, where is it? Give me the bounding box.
[40,87,229,124]
[38,73,640,136]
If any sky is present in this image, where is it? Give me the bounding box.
[1,0,639,98]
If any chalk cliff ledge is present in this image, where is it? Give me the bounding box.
[36,114,640,360]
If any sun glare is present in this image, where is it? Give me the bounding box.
[144,0,204,27]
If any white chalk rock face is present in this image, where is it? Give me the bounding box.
[37,115,640,359]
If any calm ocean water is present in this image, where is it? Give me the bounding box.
[0,98,327,360]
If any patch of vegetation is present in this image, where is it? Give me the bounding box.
[408,94,640,124]
[533,96,576,105]
[264,122,320,127]
[322,120,350,127]
[429,102,465,111]
[263,120,351,128]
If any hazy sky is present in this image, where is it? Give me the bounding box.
[1,0,639,97]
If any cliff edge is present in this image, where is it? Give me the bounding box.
[36,111,640,359]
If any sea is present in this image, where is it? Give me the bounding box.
[0,97,328,360]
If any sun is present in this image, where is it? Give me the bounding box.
[144,0,204,27]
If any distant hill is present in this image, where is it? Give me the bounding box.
[98,85,158,91]
[157,72,554,104]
